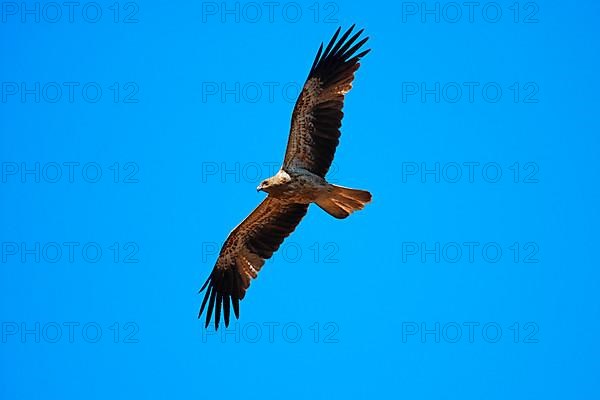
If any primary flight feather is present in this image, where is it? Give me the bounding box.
[199,25,372,330]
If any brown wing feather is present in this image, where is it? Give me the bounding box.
[199,197,308,330]
[283,25,370,177]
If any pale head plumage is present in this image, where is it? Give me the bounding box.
[257,170,292,193]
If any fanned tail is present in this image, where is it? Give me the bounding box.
[316,184,372,219]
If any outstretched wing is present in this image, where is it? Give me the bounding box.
[199,197,308,330]
[283,25,370,178]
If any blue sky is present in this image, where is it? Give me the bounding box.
[1,1,599,399]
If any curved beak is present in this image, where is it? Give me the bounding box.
[256,185,262,192]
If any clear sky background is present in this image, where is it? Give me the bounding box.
[1,1,599,399]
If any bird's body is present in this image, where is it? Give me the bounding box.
[258,167,326,202]
[199,25,372,329]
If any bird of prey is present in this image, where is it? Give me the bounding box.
[199,25,372,330]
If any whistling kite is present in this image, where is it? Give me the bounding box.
[199,25,371,329]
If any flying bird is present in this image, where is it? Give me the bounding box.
[199,25,372,330]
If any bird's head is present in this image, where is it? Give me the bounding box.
[256,179,270,193]
[257,171,291,193]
